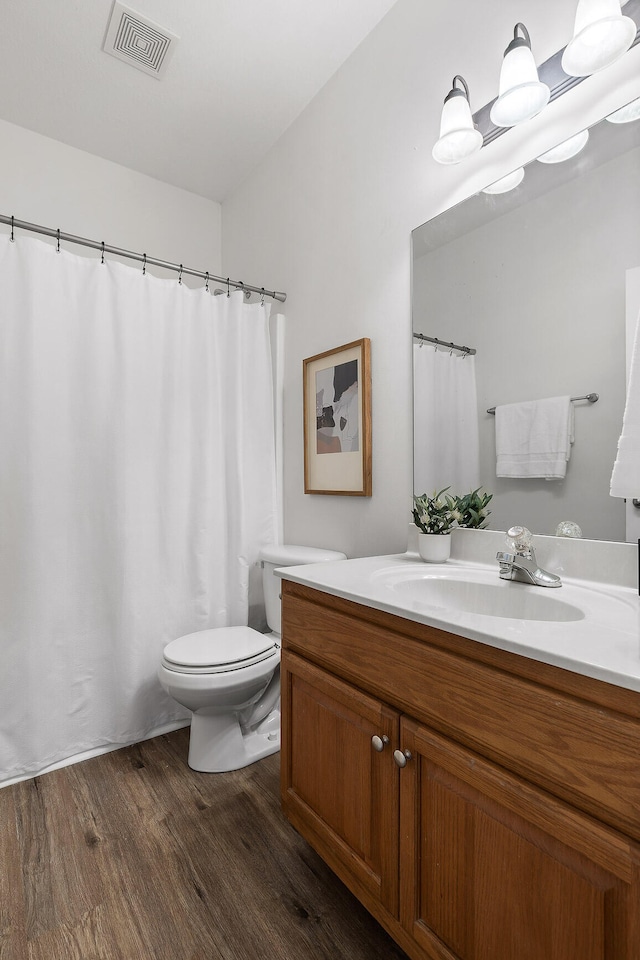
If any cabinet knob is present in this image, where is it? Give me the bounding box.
[393,748,412,768]
[371,735,389,752]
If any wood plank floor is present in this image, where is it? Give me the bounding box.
[0,728,409,960]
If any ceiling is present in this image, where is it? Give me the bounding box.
[0,0,400,203]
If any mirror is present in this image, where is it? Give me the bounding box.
[412,100,640,542]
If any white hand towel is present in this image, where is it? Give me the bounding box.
[495,396,573,479]
[611,309,640,498]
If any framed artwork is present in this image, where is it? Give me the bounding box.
[303,338,371,496]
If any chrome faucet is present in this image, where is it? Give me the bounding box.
[496,526,562,588]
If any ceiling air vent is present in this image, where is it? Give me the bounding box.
[103,2,178,79]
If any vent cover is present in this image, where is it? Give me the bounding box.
[103,2,178,79]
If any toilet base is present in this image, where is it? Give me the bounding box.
[187,707,280,773]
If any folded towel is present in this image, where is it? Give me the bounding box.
[495,396,573,479]
[611,308,640,498]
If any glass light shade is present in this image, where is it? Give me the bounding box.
[432,93,483,164]
[537,129,589,163]
[561,0,636,76]
[490,44,550,127]
[481,168,525,194]
[606,96,640,123]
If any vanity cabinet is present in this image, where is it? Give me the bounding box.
[280,580,640,960]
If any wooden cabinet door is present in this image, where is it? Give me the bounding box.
[399,718,640,960]
[281,651,400,916]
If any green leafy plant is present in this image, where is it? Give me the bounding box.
[454,487,493,529]
[412,488,456,535]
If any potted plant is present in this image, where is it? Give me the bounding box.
[412,488,456,562]
[454,488,493,529]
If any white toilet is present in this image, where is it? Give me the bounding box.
[158,544,346,773]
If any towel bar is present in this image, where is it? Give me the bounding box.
[487,393,599,415]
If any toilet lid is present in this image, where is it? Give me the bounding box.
[162,626,278,674]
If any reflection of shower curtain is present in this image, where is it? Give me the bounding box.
[0,235,277,784]
[413,343,480,495]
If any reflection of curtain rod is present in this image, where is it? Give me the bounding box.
[413,333,476,356]
[487,393,599,415]
[0,214,287,303]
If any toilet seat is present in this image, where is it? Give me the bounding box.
[162,625,279,675]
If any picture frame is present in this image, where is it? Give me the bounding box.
[303,338,371,496]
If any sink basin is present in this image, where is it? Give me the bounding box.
[278,552,640,692]
[389,575,585,622]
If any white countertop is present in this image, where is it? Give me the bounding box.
[277,551,640,693]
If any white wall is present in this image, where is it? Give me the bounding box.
[221,0,640,558]
[0,118,221,282]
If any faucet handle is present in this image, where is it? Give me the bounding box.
[506,525,533,556]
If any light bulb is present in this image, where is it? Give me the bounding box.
[537,129,589,163]
[562,0,636,76]
[606,96,640,123]
[432,75,483,165]
[490,24,550,127]
[481,168,525,194]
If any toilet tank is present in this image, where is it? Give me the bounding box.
[259,544,347,635]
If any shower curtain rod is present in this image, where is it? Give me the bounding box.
[0,214,287,303]
[413,332,476,356]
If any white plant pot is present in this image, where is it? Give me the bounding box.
[418,533,451,563]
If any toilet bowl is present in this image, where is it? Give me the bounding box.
[158,544,346,773]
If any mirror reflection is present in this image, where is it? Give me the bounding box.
[412,101,640,542]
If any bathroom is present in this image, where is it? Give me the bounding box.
[1,0,640,957]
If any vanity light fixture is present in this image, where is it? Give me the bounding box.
[606,95,640,122]
[490,23,550,128]
[536,129,590,162]
[561,0,636,76]
[432,75,483,165]
[481,168,525,194]
[431,4,639,165]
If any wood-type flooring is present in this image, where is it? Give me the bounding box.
[0,727,408,960]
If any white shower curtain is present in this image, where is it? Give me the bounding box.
[0,234,278,784]
[413,343,480,495]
